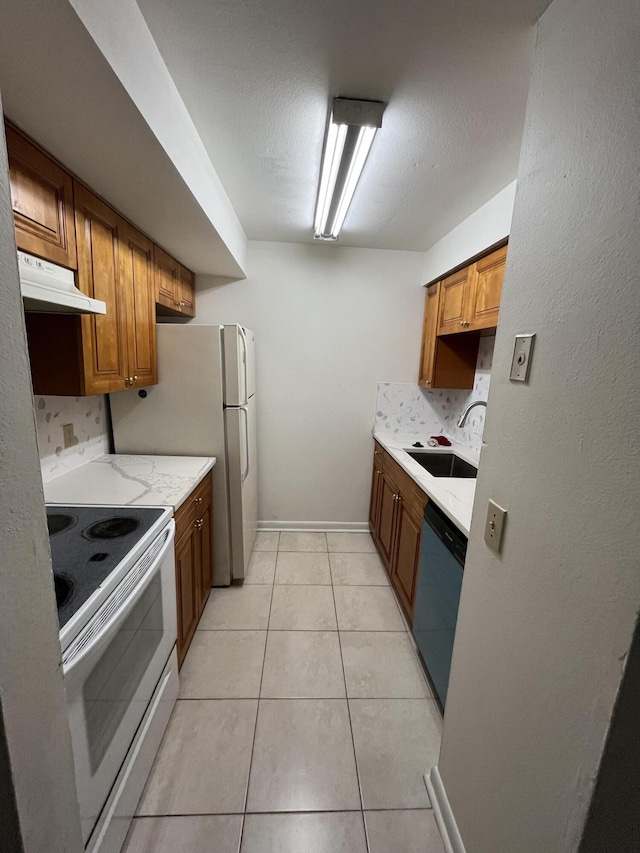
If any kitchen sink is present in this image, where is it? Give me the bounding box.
[406,451,477,479]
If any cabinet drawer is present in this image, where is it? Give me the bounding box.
[382,452,428,517]
[175,473,213,535]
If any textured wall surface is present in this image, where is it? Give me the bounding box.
[436,1,640,850]
[0,111,82,851]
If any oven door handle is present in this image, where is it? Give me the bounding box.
[62,520,175,677]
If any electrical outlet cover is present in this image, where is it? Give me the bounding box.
[62,423,75,449]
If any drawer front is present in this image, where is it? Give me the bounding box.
[175,473,213,537]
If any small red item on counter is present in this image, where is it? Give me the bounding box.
[430,435,452,447]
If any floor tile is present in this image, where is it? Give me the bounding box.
[333,586,405,631]
[137,700,257,815]
[253,531,280,551]
[179,631,266,699]
[275,552,331,585]
[269,585,337,630]
[199,585,272,630]
[241,812,367,853]
[123,815,243,853]
[246,699,360,812]
[340,632,430,698]
[278,531,327,552]
[329,552,388,586]
[365,810,445,853]
[245,551,277,584]
[349,698,441,809]
[261,631,345,698]
[327,532,377,553]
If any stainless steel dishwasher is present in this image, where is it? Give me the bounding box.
[412,500,467,712]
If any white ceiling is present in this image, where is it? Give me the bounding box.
[137,0,550,251]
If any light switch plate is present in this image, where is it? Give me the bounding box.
[485,500,507,553]
[510,334,535,382]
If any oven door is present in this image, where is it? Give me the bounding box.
[63,520,177,845]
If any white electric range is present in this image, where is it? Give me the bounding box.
[48,503,178,853]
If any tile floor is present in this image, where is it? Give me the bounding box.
[124,532,445,853]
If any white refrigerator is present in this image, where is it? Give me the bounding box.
[109,324,257,585]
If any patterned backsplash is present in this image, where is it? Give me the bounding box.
[35,395,110,483]
[373,336,495,453]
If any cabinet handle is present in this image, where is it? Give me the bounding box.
[194,496,203,504]
[194,517,204,529]
[124,377,129,387]
[176,300,185,308]
[393,494,401,502]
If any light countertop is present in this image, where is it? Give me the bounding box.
[44,454,216,511]
[373,432,479,536]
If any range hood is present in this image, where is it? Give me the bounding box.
[19,251,106,314]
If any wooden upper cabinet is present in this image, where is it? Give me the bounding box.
[6,124,77,269]
[26,184,159,395]
[437,267,471,335]
[75,182,129,394]
[120,221,157,388]
[466,244,506,331]
[154,245,180,310]
[418,284,440,387]
[419,282,479,390]
[179,264,196,317]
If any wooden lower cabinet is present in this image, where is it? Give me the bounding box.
[173,472,214,667]
[369,441,427,622]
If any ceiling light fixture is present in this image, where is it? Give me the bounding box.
[313,97,385,241]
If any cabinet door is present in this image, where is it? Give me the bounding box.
[175,525,199,668]
[377,471,398,572]
[74,182,129,394]
[197,500,214,615]
[120,222,157,388]
[154,245,180,310]
[6,124,77,269]
[369,462,383,536]
[418,283,440,387]
[179,264,196,317]
[437,267,471,335]
[391,498,423,620]
[467,244,506,331]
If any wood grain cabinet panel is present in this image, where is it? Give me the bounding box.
[175,524,199,668]
[437,267,471,335]
[369,443,428,622]
[179,264,196,317]
[173,473,214,667]
[75,182,129,394]
[6,123,77,269]
[466,244,507,331]
[391,499,423,619]
[120,222,157,388]
[154,245,180,309]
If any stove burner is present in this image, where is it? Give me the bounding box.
[47,513,76,536]
[54,574,73,610]
[85,517,141,540]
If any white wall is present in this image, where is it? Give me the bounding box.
[421,181,516,284]
[0,112,82,851]
[195,241,424,526]
[436,1,640,850]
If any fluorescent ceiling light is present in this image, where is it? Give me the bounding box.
[313,98,385,241]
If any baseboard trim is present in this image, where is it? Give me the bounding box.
[258,521,369,532]
[425,766,467,853]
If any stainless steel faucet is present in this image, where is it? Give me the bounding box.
[457,400,487,428]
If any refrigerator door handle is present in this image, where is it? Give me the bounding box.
[239,405,250,482]
[238,326,248,405]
